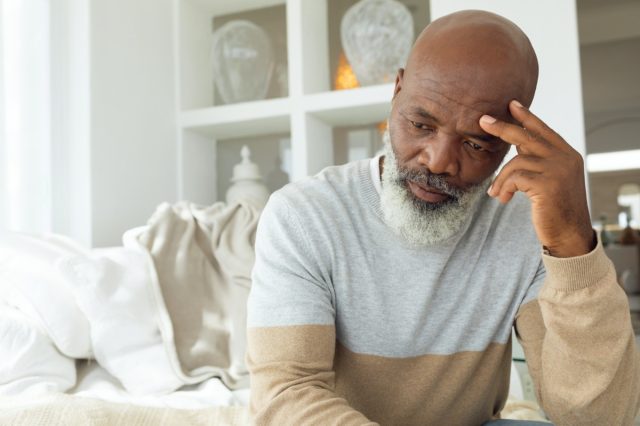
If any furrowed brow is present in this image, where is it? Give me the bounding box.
[409,107,441,124]
[465,132,501,144]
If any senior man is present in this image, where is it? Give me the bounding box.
[246,10,640,426]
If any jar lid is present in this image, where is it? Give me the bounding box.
[230,145,263,182]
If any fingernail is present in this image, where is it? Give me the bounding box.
[512,99,524,109]
[487,184,493,196]
[480,115,496,124]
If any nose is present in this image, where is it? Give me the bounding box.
[417,134,460,176]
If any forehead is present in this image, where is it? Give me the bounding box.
[404,73,514,123]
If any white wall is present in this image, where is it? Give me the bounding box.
[1,0,177,247]
[580,36,640,155]
[50,0,91,246]
[585,107,640,155]
[430,0,587,161]
[581,37,640,116]
[90,0,177,246]
[0,0,52,234]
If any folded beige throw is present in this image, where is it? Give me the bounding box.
[0,394,249,426]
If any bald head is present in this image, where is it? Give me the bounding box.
[401,10,538,110]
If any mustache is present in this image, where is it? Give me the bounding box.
[395,166,464,200]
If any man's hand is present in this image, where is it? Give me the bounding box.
[479,99,595,258]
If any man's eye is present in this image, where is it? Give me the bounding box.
[465,141,485,151]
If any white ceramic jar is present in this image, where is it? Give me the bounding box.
[226,146,270,208]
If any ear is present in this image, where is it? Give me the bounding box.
[392,68,404,101]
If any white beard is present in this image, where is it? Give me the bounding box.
[379,130,491,247]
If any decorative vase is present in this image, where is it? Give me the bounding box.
[212,20,274,104]
[341,0,414,86]
[226,146,270,208]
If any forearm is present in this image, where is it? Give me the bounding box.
[535,237,640,425]
[247,325,377,426]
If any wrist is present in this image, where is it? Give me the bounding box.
[544,229,596,258]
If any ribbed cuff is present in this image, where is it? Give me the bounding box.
[541,231,612,291]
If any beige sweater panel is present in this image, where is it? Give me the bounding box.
[246,325,378,426]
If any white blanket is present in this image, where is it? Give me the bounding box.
[0,200,260,397]
[70,361,249,409]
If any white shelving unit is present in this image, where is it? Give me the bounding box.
[175,0,397,203]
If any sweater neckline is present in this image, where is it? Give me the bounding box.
[361,155,385,221]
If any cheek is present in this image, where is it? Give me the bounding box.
[390,136,423,168]
[485,146,510,174]
[388,121,423,160]
[388,123,409,158]
[458,153,505,185]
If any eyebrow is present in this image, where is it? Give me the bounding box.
[464,132,501,144]
[409,106,501,144]
[409,107,441,124]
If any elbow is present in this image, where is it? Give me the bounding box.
[542,389,637,426]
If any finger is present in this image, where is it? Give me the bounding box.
[490,169,542,204]
[479,114,552,155]
[509,100,572,152]
[488,155,546,197]
[509,100,558,141]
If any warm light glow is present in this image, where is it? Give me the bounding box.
[586,149,640,172]
[377,121,387,134]
[334,52,359,90]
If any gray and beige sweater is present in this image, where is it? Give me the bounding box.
[246,157,640,425]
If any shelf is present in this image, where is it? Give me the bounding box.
[177,0,407,202]
[305,84,394,126]
[187,0,286,16]
[180,84,394,139]
[180,97,290,139]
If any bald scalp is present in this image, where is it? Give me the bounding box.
[402,10,539,109]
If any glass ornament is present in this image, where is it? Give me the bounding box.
[341,0,414,86]
[212,20,274,104]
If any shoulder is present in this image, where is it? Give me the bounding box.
[482,191,534,227]
[266,159,369,218]
[498,191,533,221]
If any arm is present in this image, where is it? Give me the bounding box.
[480,100,640,424]
[247,325,377,425]
[515,236,640,425]
[246,192,377,425]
